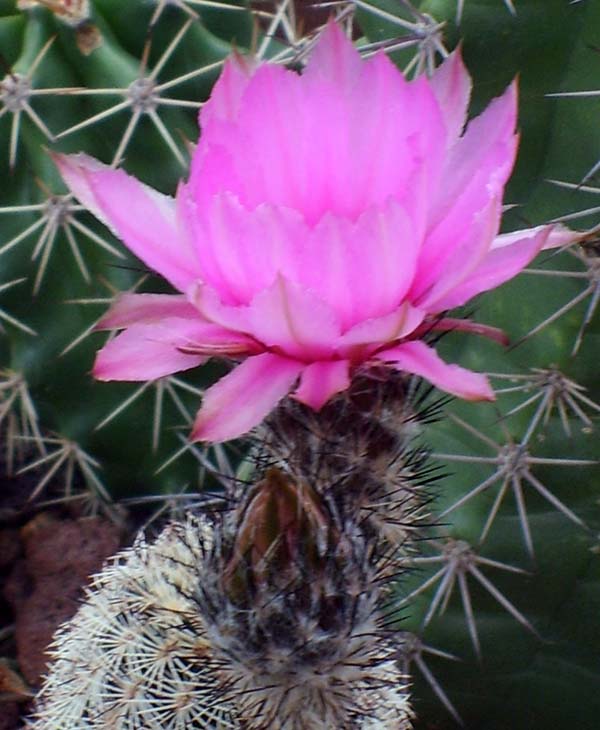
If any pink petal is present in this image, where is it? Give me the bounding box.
[338,302,424,349]
[53,153,198,292]
[200,53,255,129]
[292,359,351,410]
[434,80,518,221]
[416,196,502,312]
[190,277,341,360]
[412,317,509,346]
[189,281,253,333]
[304,20,363,89]
[186,142,242,210]
[187,198,423,350]
[245,276,341,360]
[94,318,259,381]
[376,340,495,401]
[188,37,444,227]
[93,322,206,381]
[491,222,581,250]
[342,56,445,226]
[294,202,420,331]
[97,293,200,330]
[180,190,307,305]
[430,46,472,146]
[429,225,553,311]
[412,82,518,301]
[190,63,312,215]
[191,353,304,442]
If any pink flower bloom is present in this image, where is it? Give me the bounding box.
[54,23,578,443]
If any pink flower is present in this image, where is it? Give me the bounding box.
[54,23,576,443]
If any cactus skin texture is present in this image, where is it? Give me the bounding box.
[30,517,239,729]
[1,1,599,729]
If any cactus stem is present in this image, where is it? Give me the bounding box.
[60,274,150,356]
[0,370,45,474]
[455,0,515,25]
[0,278,37,336]
[357,32,445,69]
[434,421,593,555]
[398,632,463,725]
[547,177,600,194]
[548,204,600,223]
[0,193,124,294]
[56,43,224,167]
[0,36,59,167]
[351,0,430,34]
[7,2,598,724]
[147,107,186,166]
[400,538,538,656]
[119,482,202,531]
[156,432,236,495]
[516,246,600,351]
[95,380,154,430]
[17,433,113,513]
[316,2,448,78]
[150,0,200,26]
[54,19,223,164]
[95,376,199,451]
[256,0,294,59]
[491,367,600,437]
[151,0,275,27]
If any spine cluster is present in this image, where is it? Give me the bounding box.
[31,368,435,729]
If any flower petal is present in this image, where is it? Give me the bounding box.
[412,317,509,347]
[491,222,580,250]
[189,281,252,332]
[189,63,312,216]
[292,360,351,410]
[94,318,259,381]
[245,276,341,360]
[97,293,200,330]
[53,153,198,292]
[180,190,306,305]
[338,302,424,349]
[429,225,553,311]
[294,202,420,331]
[339,54,445,227]
[93,321,207,381]
[375,340,495,401]
[416,195,502,312]
[304,21,363,89]
[433,80,518,223]
[191,353,304,442]
[188,36,444,226]
[430,46,471,146]
[200,53,255,129]
[412,82,518,301]
[190,276,341,360]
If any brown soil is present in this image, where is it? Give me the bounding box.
[0,472,124,729]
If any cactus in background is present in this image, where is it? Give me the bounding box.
[1,0,599,728]
[0,0,242,514]
[354,2,600,727]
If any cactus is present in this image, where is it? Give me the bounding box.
[30,373,427,729]
[0,0,599,729]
